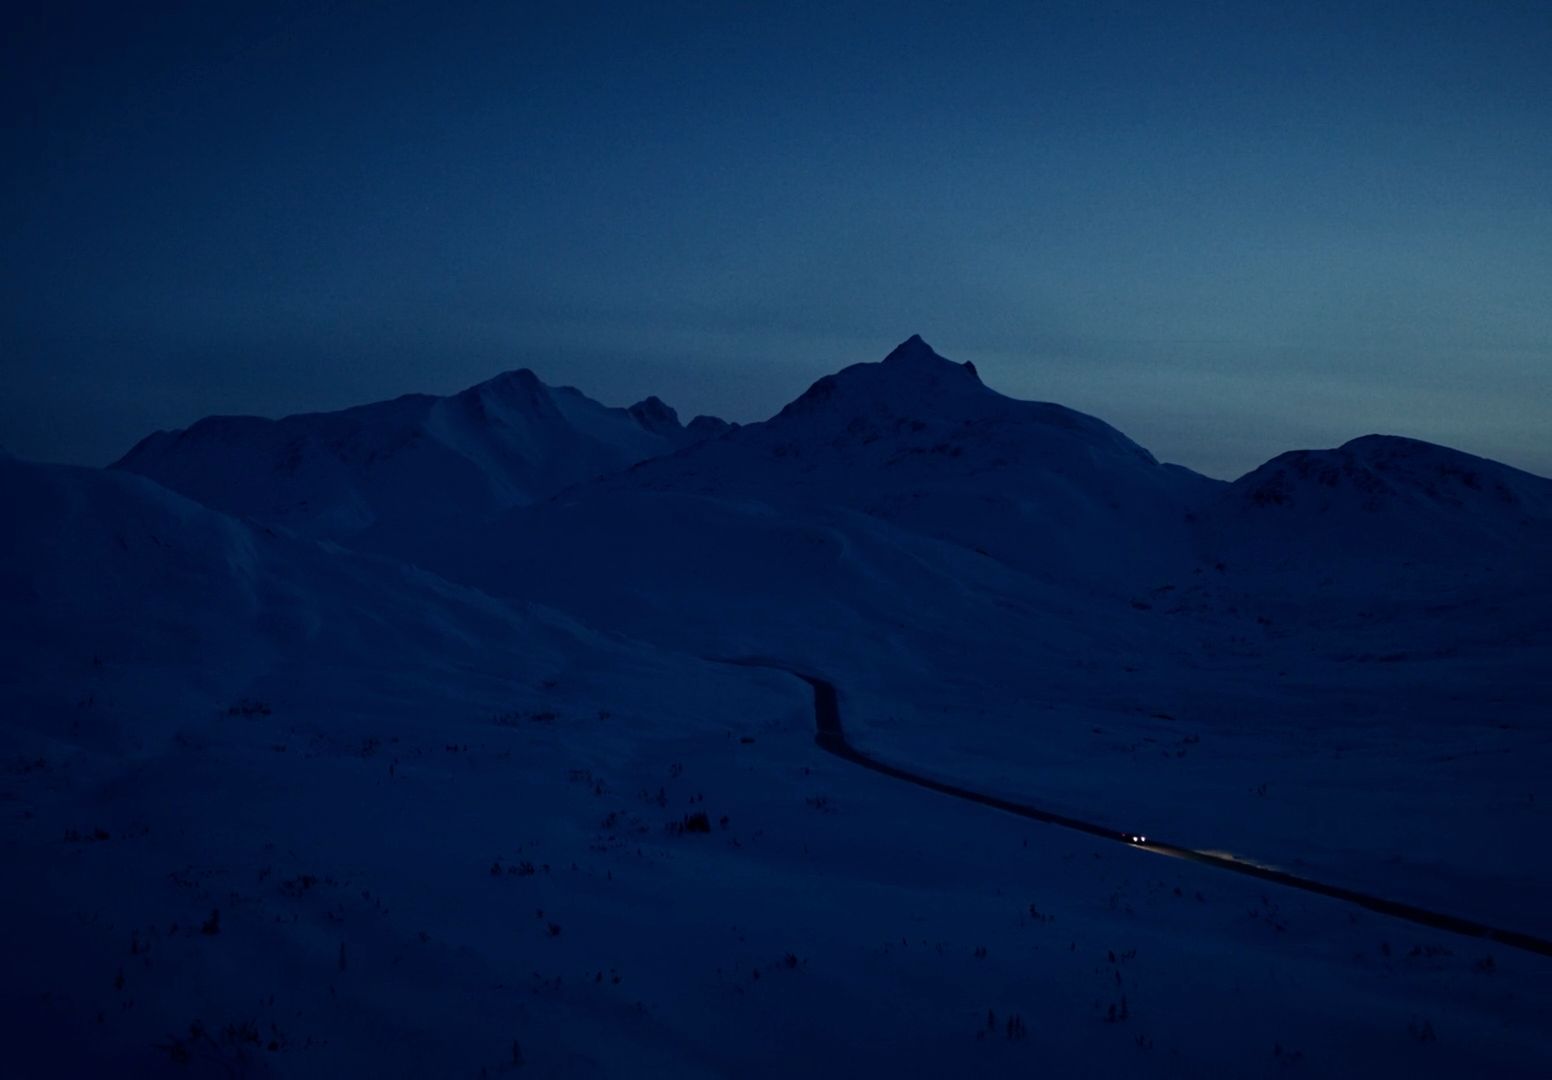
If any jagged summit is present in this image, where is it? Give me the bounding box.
[453,367,562,425]
[628,395,683,437]
[777,335,988,423]
[772,335,1151,472]
[881,334,981,379]
[568,334,1220,585]
[881,333,933,362]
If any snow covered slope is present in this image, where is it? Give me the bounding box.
[4,456,1550,1078]
[112,369,726,540]
[0,453,786,765]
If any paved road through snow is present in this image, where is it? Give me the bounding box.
[717,657,1552,960]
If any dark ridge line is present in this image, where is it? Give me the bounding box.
[717,657,1552,960]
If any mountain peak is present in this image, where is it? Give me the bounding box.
[777,336,992,422]
[473,368,544,392]
[882,334,937,364]
[628,395,683,436]
[881,334,981,381]
[686,414,733,438]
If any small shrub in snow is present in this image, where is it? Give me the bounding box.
[667,811,712,835]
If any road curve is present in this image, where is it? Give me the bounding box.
[720,657,1552,960]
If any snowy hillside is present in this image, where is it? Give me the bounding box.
[0,455,672,750]
[4,452,1551,1077]
[1197,434,1552,581]
[112,368,726,540]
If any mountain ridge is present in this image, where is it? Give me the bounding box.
[106,336,1550,583]
[112,367,726,540]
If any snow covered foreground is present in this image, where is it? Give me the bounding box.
[4,337,1550,1077]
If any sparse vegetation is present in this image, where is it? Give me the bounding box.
[667,811,712,835]
[157,1017,287,1073]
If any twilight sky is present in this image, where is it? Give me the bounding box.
[4,1,1549,479]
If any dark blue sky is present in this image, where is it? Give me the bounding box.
[5,1,1549,478]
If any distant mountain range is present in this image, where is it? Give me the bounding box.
[112,368,730,540]
[2,331,1541,720]
[108,334,1552,593]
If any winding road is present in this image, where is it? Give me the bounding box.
[725,658,1552,960]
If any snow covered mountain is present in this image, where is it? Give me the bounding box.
[385,335,1227,678]
[111,368,727,540]
[593,335,1223,586]
[1196,433,1552,583]
[395,335,1552,682]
